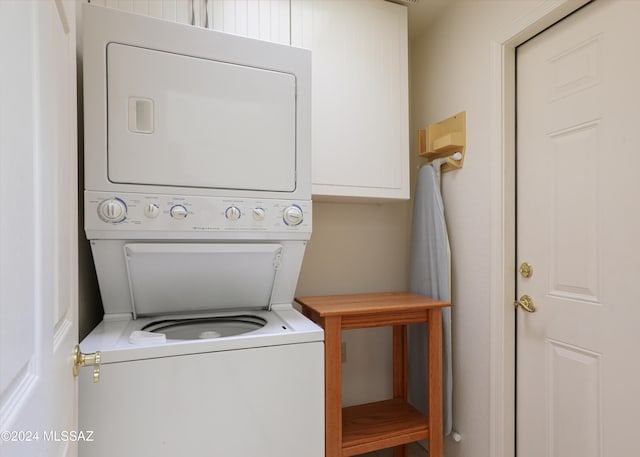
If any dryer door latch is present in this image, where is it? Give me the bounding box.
[73,345,102,383]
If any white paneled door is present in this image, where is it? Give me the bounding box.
[516,1,640,456]
[0,1,78,456]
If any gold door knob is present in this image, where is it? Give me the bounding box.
[73,345,102,383]
[519,262,533,278]
[514,295,536,313]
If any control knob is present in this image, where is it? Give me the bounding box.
[144,203,160,219]
[170,204,188,220]
[225,206,241,221]
[283,205,303,226]
[252,207,266,221]
[97,198,127,223]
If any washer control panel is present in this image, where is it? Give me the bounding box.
[85,191,311,235]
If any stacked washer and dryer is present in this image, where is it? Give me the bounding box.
[78,5,323,457]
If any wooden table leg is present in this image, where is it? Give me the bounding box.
[324,316,342,457]
[392,445,409,457]
[392,325,408,457]
[392,325,408,400]
[427,309,443,457]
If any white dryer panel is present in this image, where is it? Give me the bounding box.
[107,43,297,192]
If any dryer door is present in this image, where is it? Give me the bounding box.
[107,43,296,193]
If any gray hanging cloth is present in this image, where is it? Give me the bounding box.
[408,164,453,436]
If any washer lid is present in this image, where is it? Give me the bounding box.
[124,243,282,318]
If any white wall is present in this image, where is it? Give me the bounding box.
[296,201,411,406]
[411,13,490,452]
[409,2,576,456]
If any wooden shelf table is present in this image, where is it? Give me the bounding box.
[295,292,450,457]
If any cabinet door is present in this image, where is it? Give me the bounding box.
[89,0,193,25]
[207,0,290,44]
[87,1,290,42]
[292,0,409,200]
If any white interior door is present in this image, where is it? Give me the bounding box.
[516,1,640,455]
[0,1,78,456]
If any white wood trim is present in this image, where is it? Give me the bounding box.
[489,38,516,457]
[488,2,591,457]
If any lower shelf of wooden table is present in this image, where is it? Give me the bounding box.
[341,398,429,456]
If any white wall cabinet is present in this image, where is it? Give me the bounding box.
[206,0,290,44]
[89,0,290,44]
[89,0,194,25]
[292,0,410,200]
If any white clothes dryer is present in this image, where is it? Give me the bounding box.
[78,6,322,457]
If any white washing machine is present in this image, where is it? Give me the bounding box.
[78,6,323,457]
